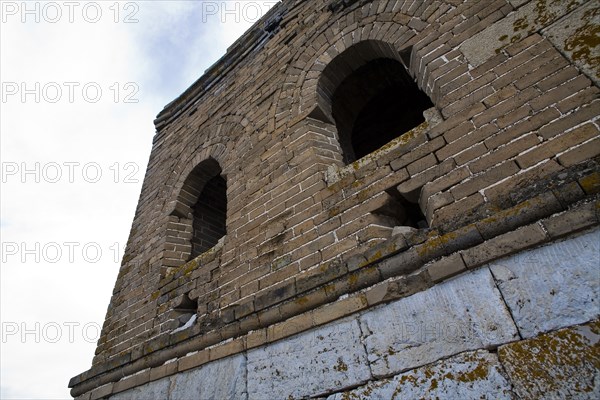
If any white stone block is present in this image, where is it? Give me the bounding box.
[490,228,600,338]
[359,267,519,377]
[110,379,169,400]
[247,318,371,399]
[170,354,247,400]
[327,350,514,400]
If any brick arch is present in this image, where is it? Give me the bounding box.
[164,142,229,218]
[159,113,257,268]
[168,150,227,218]
[311,39,406,124]
[214,113,258,170]
[268,2,470,227]
[161,149,228,268]
[162,113,256,211]
[271,1,470,129]
[297,31,441,124]
[272,12,426,129]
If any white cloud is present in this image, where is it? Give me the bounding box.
[0,1,275,398]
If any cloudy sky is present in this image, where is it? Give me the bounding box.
[0,1,277,398]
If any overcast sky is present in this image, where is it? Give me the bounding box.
[0,1,277,398]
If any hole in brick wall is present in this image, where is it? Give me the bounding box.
[190,174,227,259]
[331,58,433,163]
[400,199,428,229]
[373,189,428,229]
[173,293,198,329]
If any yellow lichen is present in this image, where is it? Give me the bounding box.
[455,361,489,383]
[579,172,600,194]
[499,320,600,395]
[347,273,359,286]
[368,250,383,263]
[513,17,530,32]
[416,231,457,258]
[532,0,557,29]
[295,296,309,305]
[333,121,429,183]
[564,6,600,73]
[333,358,348,372]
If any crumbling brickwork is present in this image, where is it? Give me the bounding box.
[70,0,600,398]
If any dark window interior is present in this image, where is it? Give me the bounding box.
[331,58,433,163]
[190,174,227,259]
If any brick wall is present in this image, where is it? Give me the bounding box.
[70,0,600,398]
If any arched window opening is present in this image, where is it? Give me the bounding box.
[314,41,435,231]
[331,58,433,163]
[190,174,227,259]
[164,158,227,268]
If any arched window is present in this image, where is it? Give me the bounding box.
[190,174,227,258]
[315,41,434,229]
[164,158,227,267]
[315,41,433,164]
[332,58,433,163]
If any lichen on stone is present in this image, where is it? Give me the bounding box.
[563,6,600,75]
[499,320,600,398]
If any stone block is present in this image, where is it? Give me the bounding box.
[542,0,600,86]
[461,1,585,67]
[109,378,169,400]
[359,268,518,377]
[377,247,422,279]
[327,350,514,400]
[312,295,367,326]
[461,223,548,268]
[475,191,562,240]
[489,228,600,338]
[170,354,247,400]
[426,253,467,283]
[542,202,598,239]
[364,271,432,307]
[499,320,600,399]
[90,383,113,400]
[247,318,371,399]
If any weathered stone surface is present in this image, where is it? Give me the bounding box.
[489,228,600,338]
[327,350,515,400]
[247,318,370,399]
[461,0,587,66]
[543,0,600,86]
[499,320,600,399]
[170,354,247,400]
[359,268,519,377]
[109,379,169,400]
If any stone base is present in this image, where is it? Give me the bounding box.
[105,229,599,400]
